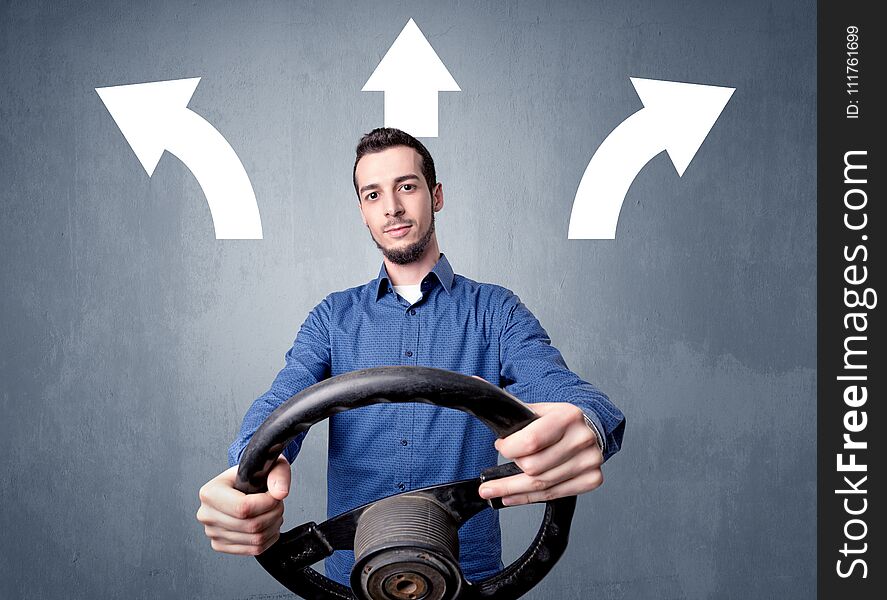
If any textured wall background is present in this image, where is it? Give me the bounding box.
[0,1,816,598]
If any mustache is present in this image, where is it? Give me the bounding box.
[384,219,413,230]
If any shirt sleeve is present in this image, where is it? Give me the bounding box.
[227,297,333,467]
[498,290,625,462]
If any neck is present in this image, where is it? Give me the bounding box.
[384,237,441,286]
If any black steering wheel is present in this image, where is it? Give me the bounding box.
[234,366,577,600]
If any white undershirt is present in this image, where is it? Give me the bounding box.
[392,284,423,304]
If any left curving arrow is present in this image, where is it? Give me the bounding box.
[96,77,263,239]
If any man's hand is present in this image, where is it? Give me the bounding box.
[477,402,603,506]
[196,455,291,555]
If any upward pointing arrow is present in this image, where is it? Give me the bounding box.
[568,77,735,239]
[363,18,461,138]
[96,77,263,239]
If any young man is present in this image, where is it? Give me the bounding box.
[197,128,625,585]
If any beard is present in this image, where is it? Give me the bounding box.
[370,211,435,265]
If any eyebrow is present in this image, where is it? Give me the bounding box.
[359,174,421,195]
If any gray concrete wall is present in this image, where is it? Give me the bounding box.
[0,1,816,598]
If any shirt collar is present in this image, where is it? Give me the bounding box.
[375,253,455,301]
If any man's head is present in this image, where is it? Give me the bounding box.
[353,128,443,266]
[353,128,437,197]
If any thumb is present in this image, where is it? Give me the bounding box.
[266,455,291,501]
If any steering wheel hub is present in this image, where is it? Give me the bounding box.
[352,494,461,600]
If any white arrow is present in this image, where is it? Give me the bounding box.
[568,77,734,240]
[95,77,263,239]
[362,18,460,138]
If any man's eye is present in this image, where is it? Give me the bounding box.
[401,184,414,191]
[366,192,378,201]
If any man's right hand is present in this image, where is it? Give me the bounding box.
[196,454,291,556]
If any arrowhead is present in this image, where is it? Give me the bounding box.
[630,77,734,176]
[363,18,460,92]
[96,78,201,176]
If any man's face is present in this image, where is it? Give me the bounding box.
[355,146,442,265]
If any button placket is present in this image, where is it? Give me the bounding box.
[395,301,419,491]
[395,405,410,492]
[402,300,421,491]
[401,303,420,366]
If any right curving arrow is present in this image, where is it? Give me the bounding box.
[568,77,735,240]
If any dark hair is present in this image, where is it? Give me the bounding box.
[352,127,437,200]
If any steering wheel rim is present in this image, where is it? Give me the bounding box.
[234,366,577,600]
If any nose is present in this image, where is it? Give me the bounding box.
[384,194,404,218]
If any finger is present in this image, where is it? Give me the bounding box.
[494,411,570,459]
[499,469,604,506]
[266,456,292,501]
[197,501,284,533]
[513,422,601,477]
[511,446,601,491]
[209,529,281,556]
[199,475,282,520]
[479,473,537,500]
[479,447,601,499]
[479,470,572,500]
[204,515,284,546]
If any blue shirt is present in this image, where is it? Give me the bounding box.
[228,254,625,585]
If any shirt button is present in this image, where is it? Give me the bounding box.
[405,350,413,357]
[409,309,416,316]
[397,483,405,490]
[401,439,408,446]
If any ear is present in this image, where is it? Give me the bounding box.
[432,183,444,212]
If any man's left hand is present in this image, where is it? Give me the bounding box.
[477,402,603,506]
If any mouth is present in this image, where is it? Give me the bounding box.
[384,224,412,238]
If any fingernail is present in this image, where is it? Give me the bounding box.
[273,479,286,492]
